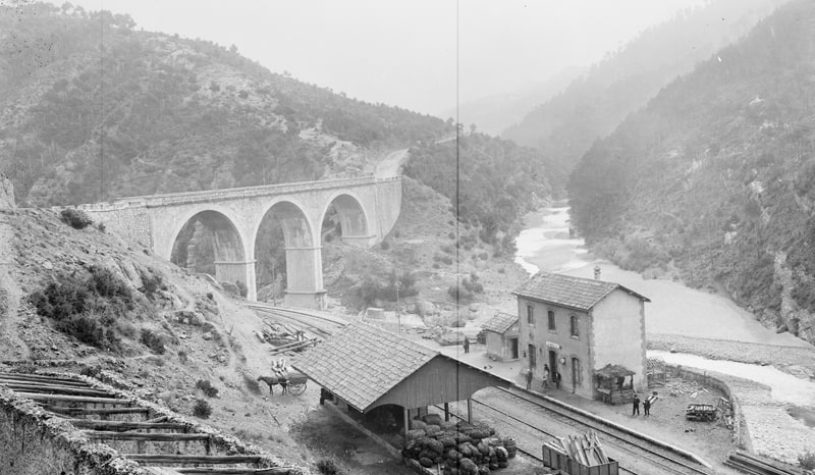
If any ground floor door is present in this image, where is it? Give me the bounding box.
[528,344,536,369]
[572,357,581,392]
[548,350,557,374]
[509,338,519,359]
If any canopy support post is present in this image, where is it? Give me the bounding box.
[467,398,472,423]
[403,406,409,444]
[444,402,450,422]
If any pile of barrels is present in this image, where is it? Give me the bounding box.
[402,413,517,475]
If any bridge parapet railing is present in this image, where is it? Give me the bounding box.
[78,175,401,210]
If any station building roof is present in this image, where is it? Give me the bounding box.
[481,312,519,334]
[291,321,510,413]
[513,272,650,312]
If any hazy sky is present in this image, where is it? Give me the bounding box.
[65,0,707,115]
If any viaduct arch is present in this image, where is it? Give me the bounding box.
[80,176,402,308]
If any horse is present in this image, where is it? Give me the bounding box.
[257,375,288,395]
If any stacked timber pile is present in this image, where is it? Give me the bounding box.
[402,413,516,475]
[544,431,609,466]
[725,451,807,475]
[257,321,316,355]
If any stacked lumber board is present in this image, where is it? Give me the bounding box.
[544,431,609,467]
[724,452,806,475]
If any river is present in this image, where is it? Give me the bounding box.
[514,205,808,346]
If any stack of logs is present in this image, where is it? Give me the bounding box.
[258,320,316,355]
[544,431,609,467]
[402,413,516,475]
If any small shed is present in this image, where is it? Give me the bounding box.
[594,364,635,405]
[481,312,520,361]
[292,321,511,443]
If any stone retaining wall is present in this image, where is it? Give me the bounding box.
[664,365,754,453]
[0,367,304,475]
[0,387,147,475]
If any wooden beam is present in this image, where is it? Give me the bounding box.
[45,406,149,416]
[444,402,450,422]
[67,419,189,432]
[172,468,297,474]
[83,430,209,442]
[15,392,131,405]
[467,398,472,424]
[2,382,112,397]
[403,406,409,444]
[124,455,262,465]
[0,373,90,386]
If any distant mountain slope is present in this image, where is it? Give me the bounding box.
[568,0,815,344]
[503,0,789,176]
[0,3,453,206]
[440,66,584,136]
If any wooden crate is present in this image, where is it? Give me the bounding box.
[542,445,619,475]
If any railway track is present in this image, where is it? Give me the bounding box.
[436,386,712,475]
[485,387,712,475]
[247,304,347,339]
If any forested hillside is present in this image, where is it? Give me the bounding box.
[503,0,788,177]
[0,2,452,206]
[568,0,815,344]
[404,134,552,254]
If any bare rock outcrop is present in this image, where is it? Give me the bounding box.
[0,174,15,208]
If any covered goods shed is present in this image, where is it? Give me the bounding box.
[292,321,511,442]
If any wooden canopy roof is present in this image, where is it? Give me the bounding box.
[292,321,511,412]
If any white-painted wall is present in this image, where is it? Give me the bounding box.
[591,289,647,391]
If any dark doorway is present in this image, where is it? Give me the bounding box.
[528,344,536,369]
[548,350,557,374]
[509,338,519,359]
[572,357,581,392]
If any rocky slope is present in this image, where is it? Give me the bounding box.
[503,0,789,178]
[568,0,815,344]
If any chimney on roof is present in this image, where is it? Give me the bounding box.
[594,265,601,280]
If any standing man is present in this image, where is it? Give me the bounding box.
[541,364,550,391]
[643,396,651,417]
[525,369,533,390]
[463,337,470,354]
[553,370,561,390]
[632,393,641,416]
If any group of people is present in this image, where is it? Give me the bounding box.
[632,391,659,417]
[525,364,561,391]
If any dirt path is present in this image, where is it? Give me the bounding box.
[0,212,30,360]
[374,148,408,178]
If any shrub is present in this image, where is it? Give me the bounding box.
[315,459,343,475]
[235,280,248,298]
[178,350,188,364]
[140,328,166,354]
[448,284,473,302]
[195,379,219,398]
[139,268,164,299]
[89,266,131,300]
[799,450,815,470]
[192,399,212,418]
[60,208,93,229]
[243,374,261,395]
[58,315,121,351]
[29,279,88,321]
[380,240,390,250]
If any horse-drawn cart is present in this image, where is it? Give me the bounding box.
[258,362,309,396]
[285,371,308,395]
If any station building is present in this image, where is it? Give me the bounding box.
[513,272,649,401]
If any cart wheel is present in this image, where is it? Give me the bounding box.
[289,382,307,395]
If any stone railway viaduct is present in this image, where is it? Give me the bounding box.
[80,175,402,308]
